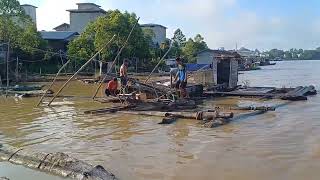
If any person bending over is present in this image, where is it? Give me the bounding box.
[105,78,118,97]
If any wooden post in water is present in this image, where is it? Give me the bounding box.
[36,60,71,107]
[16,57,19,82]
[170,71,173,90]
[6,41,10,97]
[92,17,140,99]
[47,35,116,106]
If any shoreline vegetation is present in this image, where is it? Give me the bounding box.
[264,48,320,61]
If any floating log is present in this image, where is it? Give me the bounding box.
[84,105,134,115]
[0,144,117,180]
[95,98,122,104]
[159,116,177,124]
[230,106,276,111]
[120,110,234,121]
[203,118,231,128]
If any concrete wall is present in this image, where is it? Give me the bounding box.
[21,6,37,25]
[142,26,166,46]
[229,59,238,88]
[70,12,104,33]
[212,58,218,85]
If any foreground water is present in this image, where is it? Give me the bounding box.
[0,60,319,180]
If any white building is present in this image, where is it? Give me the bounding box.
[66,3,106,33]
[21,4,37,27]
[141,24,167,46]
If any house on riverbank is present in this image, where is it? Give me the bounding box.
[196,49,241,89]
[40,31,79,52]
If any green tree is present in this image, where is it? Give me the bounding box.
[182,34,208,63]
[267,49,284,59]
[0,0,41,49]
[0,0,46,74]
[68,10,150,65]
[172,28,186,46]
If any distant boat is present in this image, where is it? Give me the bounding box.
[260,60,277,66]
[239,63,261,71]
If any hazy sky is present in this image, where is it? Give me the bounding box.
[19,0,320,50]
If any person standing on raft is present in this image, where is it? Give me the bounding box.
[105,78,118,97]
[174,57,188,98]
[120,59,129,93]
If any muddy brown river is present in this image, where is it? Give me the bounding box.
[0,60,319,180]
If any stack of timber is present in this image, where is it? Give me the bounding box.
[204,85,317,101]
[0,85,54,97]
[280,85,317,101]
[85,102,276,128]
[0,144,118,180]
[0,85,44,91]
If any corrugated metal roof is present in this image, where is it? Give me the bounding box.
[66,8,106,13]
[141,23,167,29]
[76,3,101,7]
[21,4,38,8]
[40,31,79,40]
[197,49,241,58]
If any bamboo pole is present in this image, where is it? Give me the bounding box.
[47,35,116,106]
[92,17,140,99]
[36,60,71,107]
[144,43,173,84]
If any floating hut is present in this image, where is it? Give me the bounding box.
[196,49,241,90]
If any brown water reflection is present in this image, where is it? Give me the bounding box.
[1,60,320,180]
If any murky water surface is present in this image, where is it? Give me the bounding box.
[0,60,320,180]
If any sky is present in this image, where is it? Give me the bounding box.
[19,0,320,51]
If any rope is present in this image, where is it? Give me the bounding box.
[196,111,204,120]
[7,148,23,161]
[38,153,52,169]
[49,159,61,171]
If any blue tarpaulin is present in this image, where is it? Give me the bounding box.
[186,64,212,72]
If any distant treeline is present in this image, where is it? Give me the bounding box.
[265,47,320,60]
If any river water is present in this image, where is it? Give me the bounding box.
[0,60,319,180]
